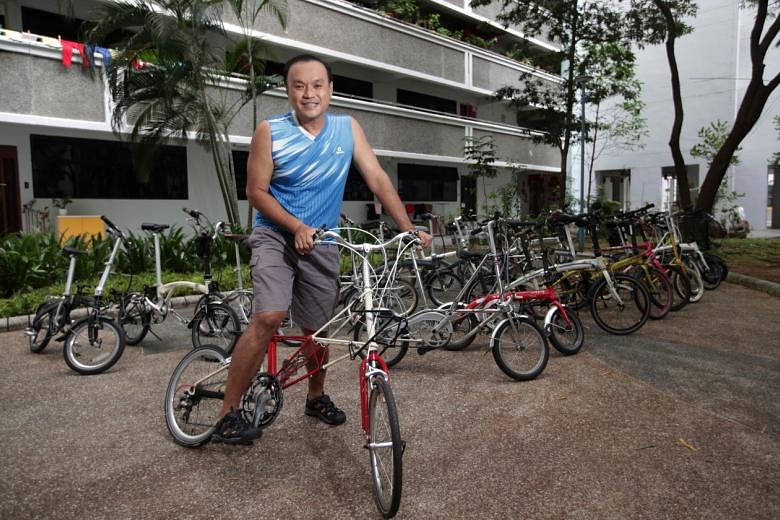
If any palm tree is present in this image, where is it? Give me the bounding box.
[84,0,286,226]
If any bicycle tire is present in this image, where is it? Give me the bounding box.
[490,315,549,381]
[546,307,584,355]
[119,296,150,345]
[353,319,409,367]
[63,316,125,375]
[425,270,464,307]
[627,265,672,320]
[588,273,650,335]
[700,253,724,290]
[367,376,403,518]
[442,305,479,351]
[164,345,228,447]
[667,265,691,312]
[682,257,705,303]
[190,301,241,355]
[28,301,58,353]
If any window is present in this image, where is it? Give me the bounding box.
[21,7,84,41]
[344,164,372,201]
[397,164,458,201]
[397,89,457,114]
[232,150,249,200]
[661,164,699,210]
[333,75,373,99]
[31,135,188,199]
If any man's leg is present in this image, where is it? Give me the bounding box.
[219,310,287,417]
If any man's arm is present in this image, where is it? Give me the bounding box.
[246,121,317,254]
[350,118,432,248]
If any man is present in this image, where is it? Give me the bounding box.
[212,54,432,444]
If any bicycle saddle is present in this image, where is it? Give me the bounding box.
[63,247,88,256]
[141,223,170,232]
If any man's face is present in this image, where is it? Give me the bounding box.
[285,60,333,124]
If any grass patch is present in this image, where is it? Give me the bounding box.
[714,238,780,267]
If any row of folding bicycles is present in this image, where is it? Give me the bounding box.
[22,204,727,518]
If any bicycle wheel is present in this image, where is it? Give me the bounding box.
[28,302,58,353]
[119,296,150,346]
[628,265,672,320]
[588,273,650,335]
[701,253,725,290]
[490,315,549,381]
[353,319,408,367]
[667,265,691,312]
[63,316,125,375]
[682,257,705,303]
[164,345,228,447]
[380,278,418,316]
[546,307,584,355]
[426,270,463,307]
[367,376,403,518]
[441,305,479,351]
[191,302,240,355]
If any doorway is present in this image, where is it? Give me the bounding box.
[0,146,22,234]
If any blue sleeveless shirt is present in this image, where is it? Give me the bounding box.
[254,111,353,232]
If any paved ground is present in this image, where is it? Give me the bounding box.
[0,282,778,519]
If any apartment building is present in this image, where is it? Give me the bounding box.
[0,0,563,235]
[588,0,779,232]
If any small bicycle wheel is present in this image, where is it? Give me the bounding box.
[628,265,672,320]
[682,257,705,303]
[700,253,724,290]
[119,296,150,345]
[164,345,228,447]
[588,273,650,335]
[667,265,691,311]
[28,303,57,353]
[426,271,463,307]
[546,307,584,355]
[353,319,408,367]
[381,278,418,316]
[63,316,125,375]
[234,290,254,325]
[490,315,549,381]
[367,376,403,518]
[441,305,479,351]
[191,302,241,355]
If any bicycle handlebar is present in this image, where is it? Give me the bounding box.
[100,215,130,249]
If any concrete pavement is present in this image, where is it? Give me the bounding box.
[0,282,778,519]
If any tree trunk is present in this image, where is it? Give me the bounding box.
[654,0,691,210]
[695,2,780,213]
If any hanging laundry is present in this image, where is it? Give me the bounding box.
[85,44,112,70]
[61,39,89,69]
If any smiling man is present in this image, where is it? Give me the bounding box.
[212,54,431,444]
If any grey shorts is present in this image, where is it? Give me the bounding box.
[248,227,340,331]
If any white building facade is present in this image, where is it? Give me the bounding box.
[0,0,564,235]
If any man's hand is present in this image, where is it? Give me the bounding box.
[293,224,317,255]
[414,229,433,249]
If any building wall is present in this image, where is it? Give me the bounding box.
[0,0,564,235]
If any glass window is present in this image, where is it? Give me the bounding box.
[31,135,188,199]
[344,164,372,201]
[397,163,458,201]
[397,89,457,114]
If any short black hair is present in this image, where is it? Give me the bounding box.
[283,54,333,85]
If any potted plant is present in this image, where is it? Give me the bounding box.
[52,197,72,216]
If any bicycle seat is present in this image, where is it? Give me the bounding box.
[141,223,170,233]
[223,233,250,243]
[63,247,88,256]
